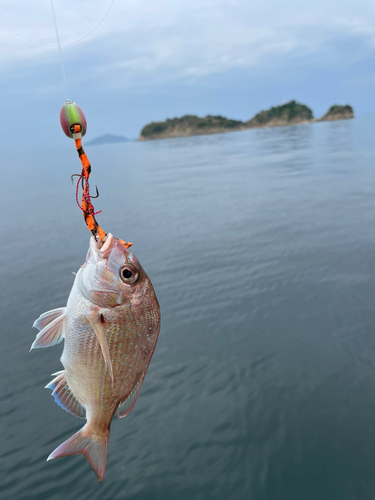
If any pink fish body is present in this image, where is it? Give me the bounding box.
[31,234,160,481]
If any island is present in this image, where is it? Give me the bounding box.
[245,100,313,129]
[139,101,354,141]
[86,134,130,146]
[317,105,354,122]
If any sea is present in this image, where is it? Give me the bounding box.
[1,115,375,500]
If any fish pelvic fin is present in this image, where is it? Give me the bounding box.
[87,309,114,385]
[47,424,110,483]
[45,371,86,419]
[30,307,66,350]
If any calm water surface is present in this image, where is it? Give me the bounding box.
[1,117,375,499]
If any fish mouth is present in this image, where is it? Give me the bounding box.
[98,233,115,253]
[90,233,116,258]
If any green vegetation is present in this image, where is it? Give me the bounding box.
[140,121,169,137]
[196,115,243,128]
[325,105,353,115]
[140,114,243,138]
[248,100,313,126]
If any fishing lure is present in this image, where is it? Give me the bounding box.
[30,102,161,481]
[60,100,132,248]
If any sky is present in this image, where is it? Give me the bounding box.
[0,0,374,148]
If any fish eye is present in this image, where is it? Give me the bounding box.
[120,264,139,285]
[123,269,132,279]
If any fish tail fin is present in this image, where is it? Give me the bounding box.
[47,424,109,482]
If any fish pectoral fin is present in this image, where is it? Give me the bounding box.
[87,310,114,385]
[30,307,66,350]
[33,307,66,331]
[46,371,86,419]
[117,374,145,419]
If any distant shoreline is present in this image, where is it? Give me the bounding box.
[139,102,354,141]
[86,134,130,146]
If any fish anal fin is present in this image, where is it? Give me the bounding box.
[30,309,66,351]
[117,374,145,418]
[87,309,114,385]
[46,371,86,419]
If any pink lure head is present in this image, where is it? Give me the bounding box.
[60,100,87,138]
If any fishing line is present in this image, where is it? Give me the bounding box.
[0,0,115,48]
[50,0,68,98]
[51,5,131,247]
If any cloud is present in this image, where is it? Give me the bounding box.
[1,0,374,90]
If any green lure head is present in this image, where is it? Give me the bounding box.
[60,100,87,138]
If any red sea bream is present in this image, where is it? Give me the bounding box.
[30,233,160,481]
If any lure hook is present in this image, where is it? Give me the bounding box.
[90,186,99,199]
[71,173,84,189]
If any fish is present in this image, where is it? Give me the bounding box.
[31,233,161,481]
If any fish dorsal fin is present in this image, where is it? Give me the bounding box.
[46,371,86,419]
[87,310,114,385]
[30,307,66,350]
[117,374,145,419]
